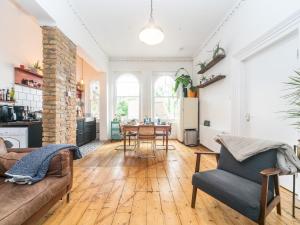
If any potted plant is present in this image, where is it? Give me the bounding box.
[212,43,226,59]
[174,68,197,97]
[30,61,43,74]
[197,61,207,73]
[283,70,300,158]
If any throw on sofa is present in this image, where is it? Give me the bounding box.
[0,145,74,225]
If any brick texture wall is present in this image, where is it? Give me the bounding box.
[42,27,77,145]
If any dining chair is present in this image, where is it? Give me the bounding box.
[136,125,156,158]
[114,123,137,151]
[155,123,176,150]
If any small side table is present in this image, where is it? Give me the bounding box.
[292,145,300,217]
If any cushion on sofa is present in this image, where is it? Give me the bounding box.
[0,175,70,225]
[192,169,274,222]
[0,150,71,177]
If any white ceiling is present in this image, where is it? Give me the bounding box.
[69,0,238,58]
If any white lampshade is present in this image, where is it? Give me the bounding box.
[139,22,164,45]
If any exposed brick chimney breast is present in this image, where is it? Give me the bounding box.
[42,27,77,145]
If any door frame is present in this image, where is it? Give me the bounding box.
[231,10,300,136]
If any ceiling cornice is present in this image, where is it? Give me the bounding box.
[109,57,193,62]
[193,0,246,58]
[66,0,108,57]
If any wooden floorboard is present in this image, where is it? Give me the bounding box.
[39,141,300,225]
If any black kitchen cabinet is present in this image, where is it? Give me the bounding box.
[28,122,42,147]
[76,118,96,146]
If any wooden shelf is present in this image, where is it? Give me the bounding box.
[15,67,43,78]
[197,75,226,88]
[15,67,43,91]
[197,54,225,74]
[15,83,42,90]
[0,100,15,104]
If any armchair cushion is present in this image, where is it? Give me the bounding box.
[0,150,71,177]
[192,169,274,221]
[217,145,277,190]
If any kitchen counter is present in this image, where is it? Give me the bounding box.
[0,121,42,147]
[0,120,42,127]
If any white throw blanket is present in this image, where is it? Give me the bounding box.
[215,134,300,175]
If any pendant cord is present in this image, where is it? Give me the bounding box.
[150,0,153,19]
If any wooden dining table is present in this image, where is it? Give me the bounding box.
[121,124,172,154]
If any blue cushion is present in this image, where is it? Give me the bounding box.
[192,169,274,222]
[217,146,277,190]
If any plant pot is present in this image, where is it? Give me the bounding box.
[187,89,197,98]
[183,88,188,97]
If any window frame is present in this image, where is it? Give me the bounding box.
[151,72,178,122]
[113,73,141,121]
[89,80,100,120]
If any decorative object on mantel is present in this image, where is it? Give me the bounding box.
[174,68,197,98]
[15,67,43,90]
[197,43,226,74]
[197,75,226,88]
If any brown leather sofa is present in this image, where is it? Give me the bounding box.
[0,148,73,225]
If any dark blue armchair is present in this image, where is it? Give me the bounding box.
[191,145,281,225]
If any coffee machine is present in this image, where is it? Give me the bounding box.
[13,106,25,121]
[0,105,14,122]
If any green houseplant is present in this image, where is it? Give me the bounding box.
[283,71,300,130]
[174,68,197,97]
[212,43,226,59]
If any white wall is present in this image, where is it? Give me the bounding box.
[109,59,193,138]
[0,1,42,89]
[193,0,300,150]
[35,0,109,73]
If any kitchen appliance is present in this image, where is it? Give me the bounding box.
[0,105,14,122]
[176,98,198,142]
[0,127,28,148]
[14,106,25,121]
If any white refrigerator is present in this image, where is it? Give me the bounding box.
[176,98,199,142]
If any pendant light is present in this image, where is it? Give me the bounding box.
[139,0,164,45]
[80,58,84,86]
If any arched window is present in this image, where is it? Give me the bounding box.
[115,74,140,120]
[90,80,100,119]
[153,75,177,121]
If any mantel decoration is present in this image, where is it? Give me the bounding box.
[174,68,197,98]
[139,0,164,45]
